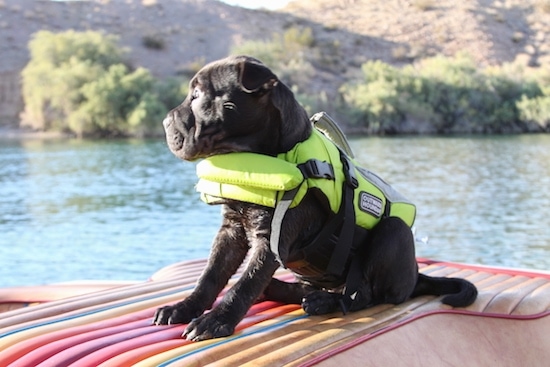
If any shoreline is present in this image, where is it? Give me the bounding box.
[1,126,548,141]
[0,127,72,140]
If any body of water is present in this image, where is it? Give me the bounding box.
[0,135,548,287]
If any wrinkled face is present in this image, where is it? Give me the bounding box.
[163,56,281,161]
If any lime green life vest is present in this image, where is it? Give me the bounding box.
[195,127,416,288]
[196,129,416,230]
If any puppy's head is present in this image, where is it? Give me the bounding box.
[163,55,311,161]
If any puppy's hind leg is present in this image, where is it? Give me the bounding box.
[262,278,349,315]
[301,269,373,315]
[299,217,418,316]
[261,278,318,304]
[362,216,418,305]
[303,217,418,316]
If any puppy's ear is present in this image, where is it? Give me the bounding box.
[239,60,279,94]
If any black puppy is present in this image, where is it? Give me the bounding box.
[154,55,477,341]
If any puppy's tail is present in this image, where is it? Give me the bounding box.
[411,273,478,308]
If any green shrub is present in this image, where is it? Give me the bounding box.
[338,54,548,134]
[68,65,164,137]
[155,77,189,111]
[21,30,184,137]
[516,94,550,131]
[21,30,123,132]
[339,61,402,133]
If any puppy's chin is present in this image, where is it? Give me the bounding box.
[164,126,208,161]
[174,148,202,162]
[168,139,206,161]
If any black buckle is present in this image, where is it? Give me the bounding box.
[299,159,335,180]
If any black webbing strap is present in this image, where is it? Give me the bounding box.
[339,253,363,314]
[270,150,366,314]
[325,153,358,276]
[270,159,335,267]
[325,152,364,314]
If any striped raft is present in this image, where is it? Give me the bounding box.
[0,258,549,366]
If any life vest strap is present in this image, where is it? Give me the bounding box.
[269,159,335,267]
[326,152,358,276]
[270,151,362,279]
[297,159,335,180]
[270,186,301,266]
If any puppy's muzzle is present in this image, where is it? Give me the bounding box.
[163,112,185,154]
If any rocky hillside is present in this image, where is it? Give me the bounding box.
[0,0,548,127]
[284,0,549,68]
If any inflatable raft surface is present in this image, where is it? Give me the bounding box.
[0,258,549,366]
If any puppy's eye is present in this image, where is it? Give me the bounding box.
[191,88,200,100]
[223,101,237,111]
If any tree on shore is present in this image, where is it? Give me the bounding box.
[21,30,184,137]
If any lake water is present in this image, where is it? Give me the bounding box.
[0,135,549,287]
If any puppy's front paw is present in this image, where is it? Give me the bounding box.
[302,290,341,315]
[152,303,197,325]
[183,311,235,342]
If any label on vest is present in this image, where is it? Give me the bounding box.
[359,191,383,218]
